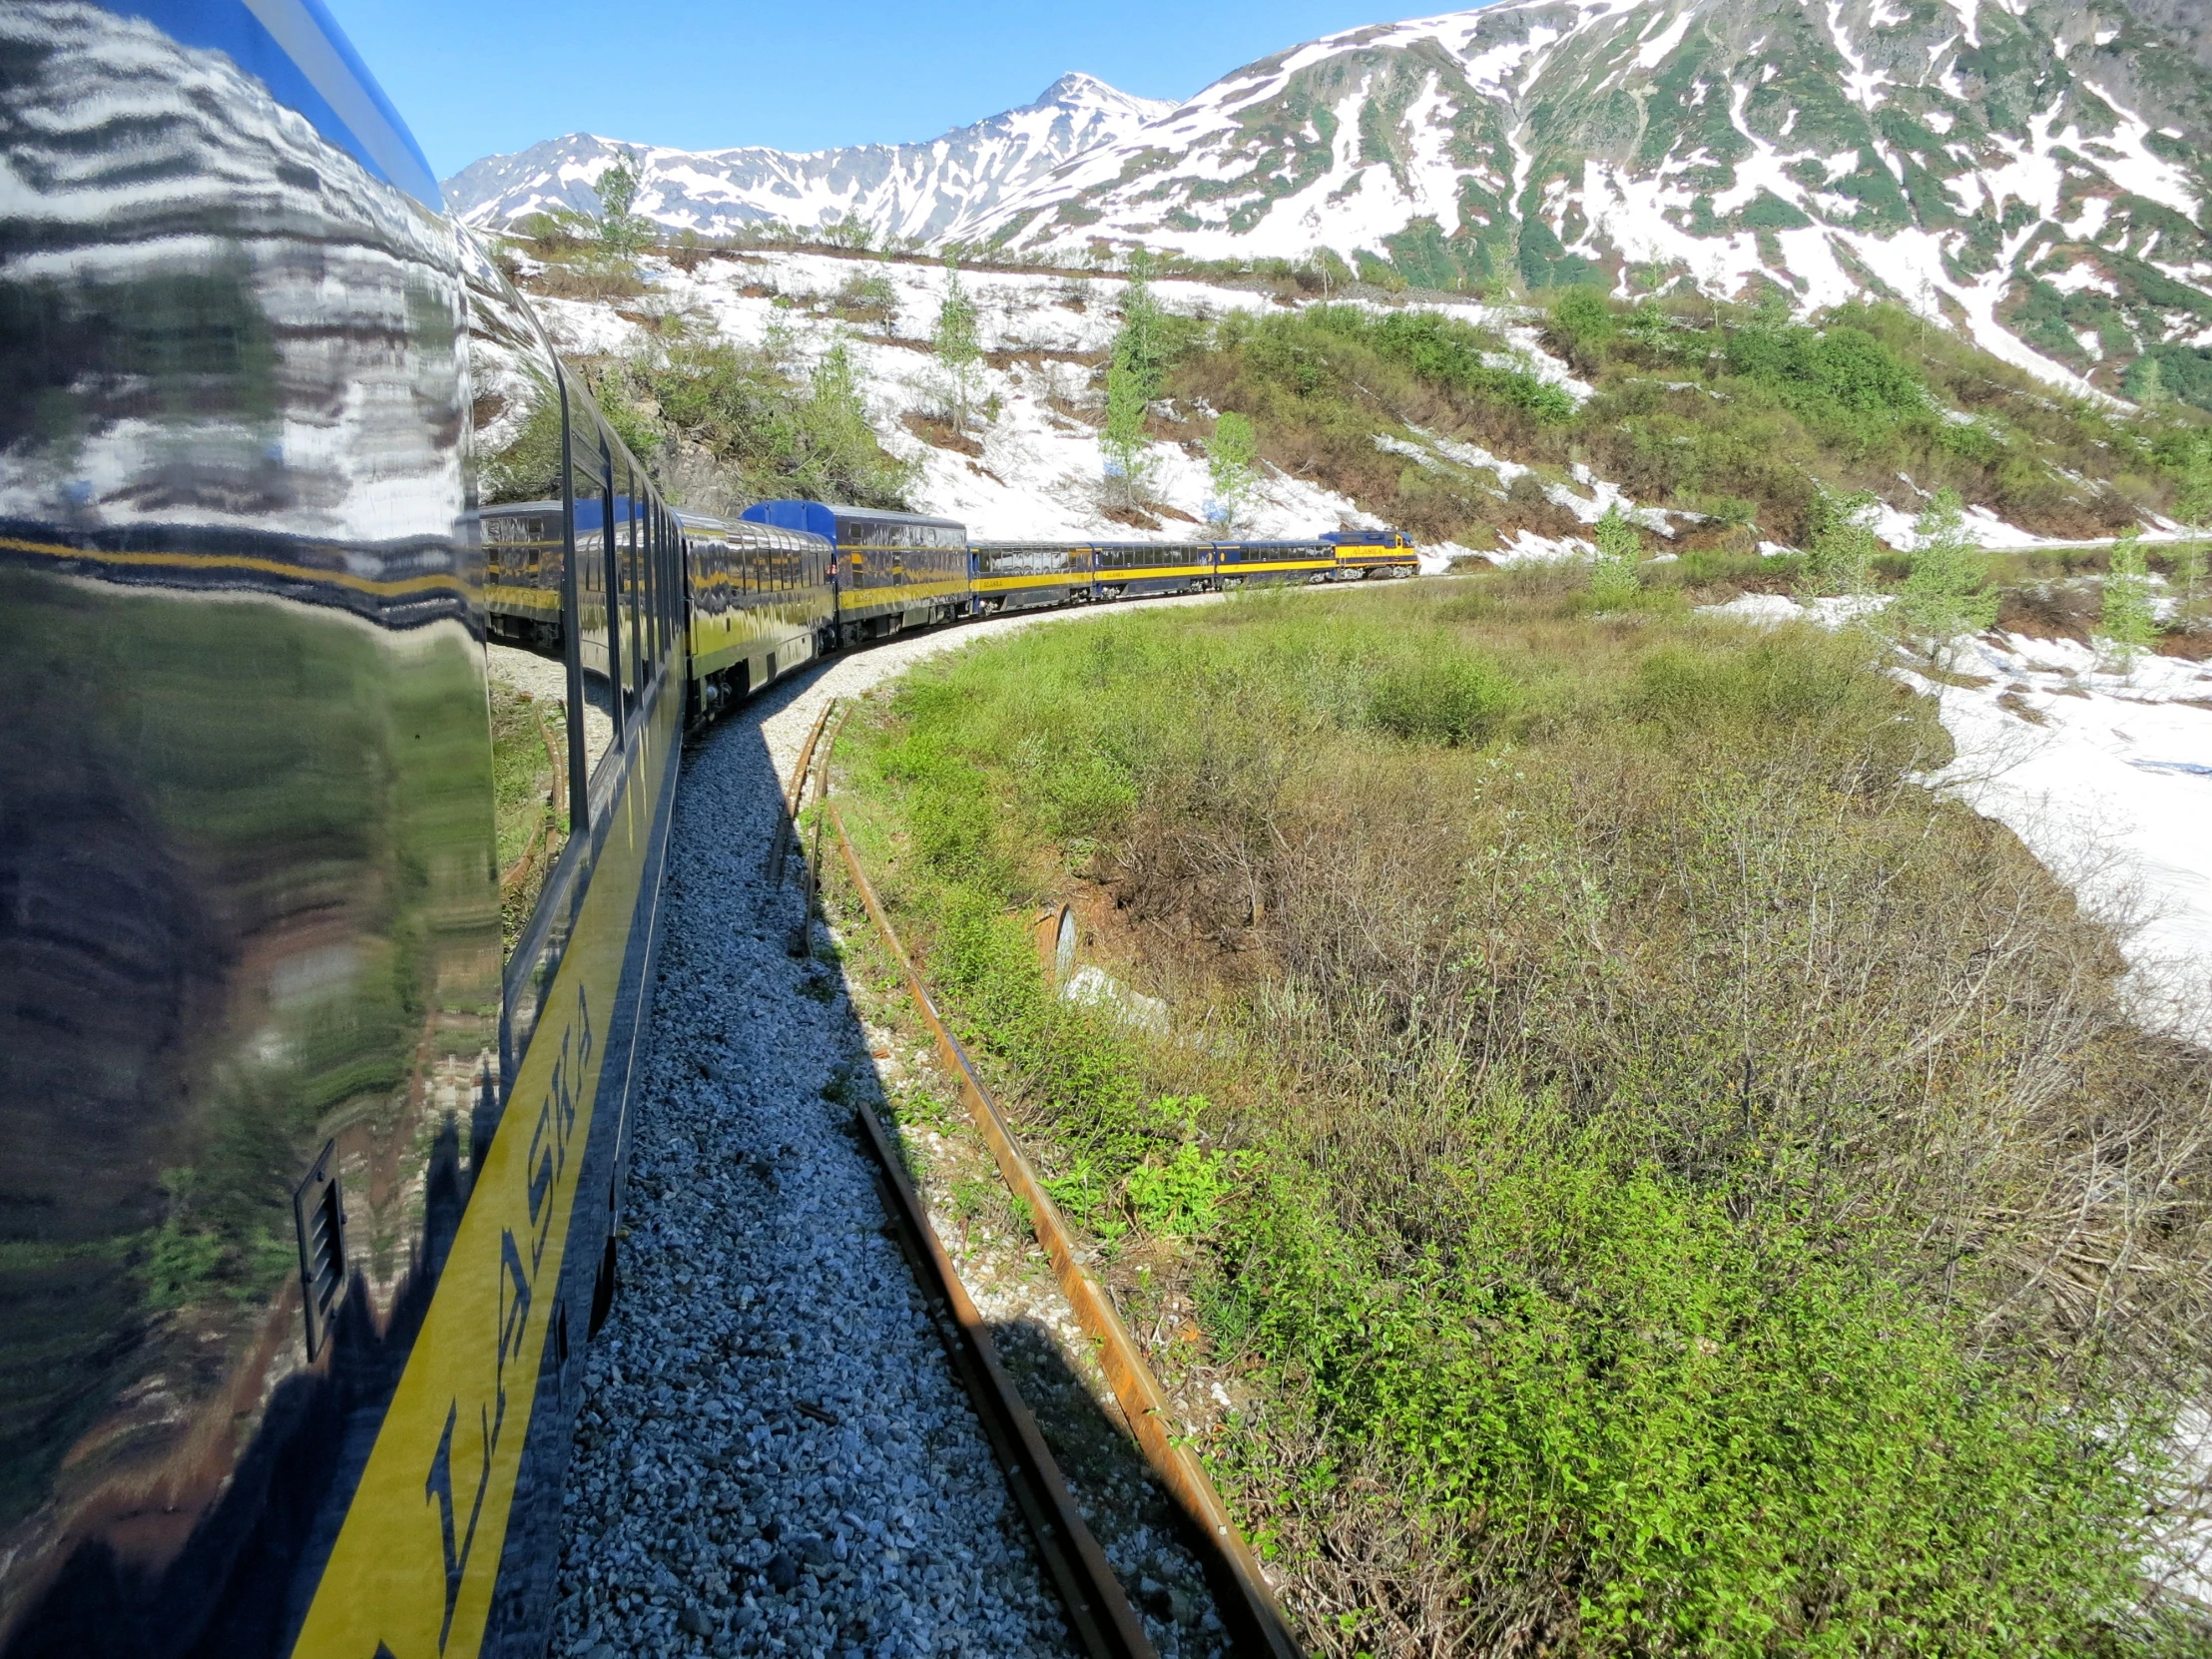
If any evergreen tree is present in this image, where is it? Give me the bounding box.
[2099,530,2157,670]
[1100,249,1169,502]
[2175,445,2212,624]
[1116,248,1167,401]
[1894,488,1997,661]
[1205,411,1260,526]
[2132,353,2167,409]
[1799,486,1879,598]
[2175,540,2207,629]
[931,258,982,429]
[1588,502,1642,608]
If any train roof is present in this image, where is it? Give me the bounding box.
[742,500,964,532]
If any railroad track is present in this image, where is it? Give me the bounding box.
[823,796,1304,1659]
[549,646,1304,1659]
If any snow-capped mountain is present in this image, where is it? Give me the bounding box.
[961,0,2212,402]
[442,74,1177,245]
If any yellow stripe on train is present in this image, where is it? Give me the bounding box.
[0,534,469,601]
[289,695,675,1659]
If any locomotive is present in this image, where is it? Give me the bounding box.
[0,4,1414,1655]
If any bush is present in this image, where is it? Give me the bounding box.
[484,315,912,512]
[2100,530,2157,669]
[1894,487,1998,658]
[1366,652,1516,747]
[834,585,2212,1655]
[1587,502,1642,608]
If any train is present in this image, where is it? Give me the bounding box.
[0,4,1415,1657]
[479,501,1414,721]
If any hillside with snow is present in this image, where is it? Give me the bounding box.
[449,2,2212,407]
[443,74,1174,246]
[490,246,1401,545]
[962,0,2212,407]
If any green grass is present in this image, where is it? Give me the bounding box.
[833,583,2212,1656]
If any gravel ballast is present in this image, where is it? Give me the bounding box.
[549,615,1132,1659]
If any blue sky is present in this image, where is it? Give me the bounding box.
[334,0,1426,180]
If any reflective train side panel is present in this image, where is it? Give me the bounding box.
[0,5,680,1656]
[743,499,969,642]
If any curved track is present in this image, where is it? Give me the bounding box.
[549,609,1186,1658]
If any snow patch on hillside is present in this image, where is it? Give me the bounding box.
[523,250,1387,543]
[1703,596,2212,1040]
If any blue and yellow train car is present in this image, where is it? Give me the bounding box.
[971,542,1095,613]
[742,501,968,644]
[0,5,686,1655]
[1089,541,1218,599]
[678,515,838,714]
[1209,540,1339,588]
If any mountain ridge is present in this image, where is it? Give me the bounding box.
[450,1,2212,406]
[961,0,2212,405]
[441,72,1177,245]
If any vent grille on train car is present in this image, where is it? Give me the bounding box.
[292,1141,346,1360]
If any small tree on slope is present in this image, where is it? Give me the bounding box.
[1101,250,1168,505]
[593,151,653,258]
[1894,488,1996,664]
[931,258,982,430]
[1206,411,1260,527]
[1588,502,1642,609]
[1799,486,1879,599]
[2174,446,2212,629]
[2099,530,2157,672]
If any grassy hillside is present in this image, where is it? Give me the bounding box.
[831,583,2212,1657]
[1161,292,2212,552]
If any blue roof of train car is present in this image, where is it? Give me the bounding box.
[742,501,965,537]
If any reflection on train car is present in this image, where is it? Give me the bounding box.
[681,515,836,717]
[971,542,1094,614]
[485,503,564,647]
[0,1,685,1643]
[1210,540,1337,589]
[742,501,968,644]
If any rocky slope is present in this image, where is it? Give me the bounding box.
[443,74,1174,245]
[962,0,2212,405]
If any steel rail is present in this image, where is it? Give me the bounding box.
[768,696,837,886]
[825,800,1307,1659]
[777,710,1155,1659]
[847,1085,1157,1659]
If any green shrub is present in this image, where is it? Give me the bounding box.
[1587,502,1642,608]
[1798,485,1879,596]
[1366,652,1516,747]
[1894,487,1998,659]
[2100,530,2157,668]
